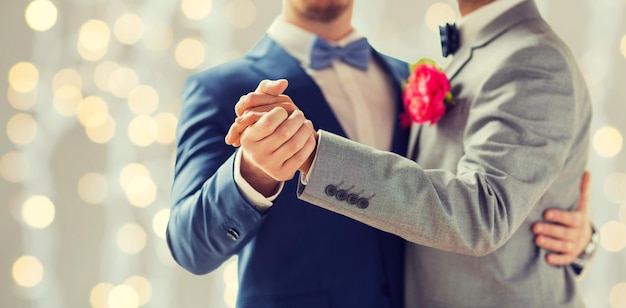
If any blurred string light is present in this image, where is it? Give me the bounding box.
[154,112,178,145]
[593,126,623,158]
[7,113,38,145]
[52,69,83,91]
[424,2,456,33]
[77,172,108,204]
[128,115,158,147]
[53,85,83,116]
[175,38,206,69]
[0,151,29,183]
[181,0,213,21]
[85,114,116,144]
[116,223,147,254]
[25,0,57,32]
[151,209,170,240]
[78,19,110,62]
[90,282,114,308]
[124,276,152,306]
[600,221,626,252]
[119,163,157,207]
[21,195,55,229]
[108,284,139,308]
[8,62,39,93]
[77,96,109,128]
[7,87,37,110]
[12,255,44,288]
[610,283,626,308]
[109,67,139,98]
[113,13,145,45]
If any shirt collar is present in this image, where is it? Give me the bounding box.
[458,0,529,46]
[266,16,365,68]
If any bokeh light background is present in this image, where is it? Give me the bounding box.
[1,0,625,307]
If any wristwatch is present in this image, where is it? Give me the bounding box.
[577,225,599,261]
[572,224,599,274]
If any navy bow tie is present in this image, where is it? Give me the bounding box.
[439,23,460,57]
[310,37,371,71]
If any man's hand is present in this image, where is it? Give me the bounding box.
[226,79,300,146]
[533,171,592,265]
[239,107,317,182]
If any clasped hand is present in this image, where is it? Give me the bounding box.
[225,79,318,182]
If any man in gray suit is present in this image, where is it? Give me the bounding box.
[229,0,594,306]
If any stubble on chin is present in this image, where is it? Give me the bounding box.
[299,2,348,22]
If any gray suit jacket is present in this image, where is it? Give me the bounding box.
[297,1,592,307]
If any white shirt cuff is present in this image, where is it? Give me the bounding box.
[300,131,322,185]
[233,149,283,212]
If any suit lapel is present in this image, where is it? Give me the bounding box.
[446,0,543,81]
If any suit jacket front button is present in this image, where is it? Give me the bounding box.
[325,185,337,196]
[227,228,240,241]
[335,189,348,201]
[357,198,369,209]
[347,194,359,204]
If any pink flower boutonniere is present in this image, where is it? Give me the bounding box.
[400,58,454,128]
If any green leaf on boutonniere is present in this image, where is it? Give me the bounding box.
[411,58,443,72]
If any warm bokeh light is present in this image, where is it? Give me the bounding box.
[12,255,44,288]
[9,62,39,93]
[182,0,213,20]
[52,68,83,91]
[25,0,58,32]
[621,35,626,59]
[228,0,257,29]
[108,284,140,308]
[53,85,83,116]
[128,85,159,115]
[125,174,157,207]
[128,115,158,147]
[90,282,114,308]
[143,22,173,52]
[94,61,119,92]
[152,209,170,239]
[116,223,147,254]
[7,87,37,110]
[78,173,108,204]
[175,38,206,69]
[85,114,116,144]
[22,195,55,229]
[0,151,29,183]
[109,67,140,98]
[593,126,623,158]
[600,221,626,252]
[7,113,37,145]
[78,19,111,62]
[120,163,151,188]
[154,112,178,145]
[604,172,626,205]
[424,2,456,33]
[610,282,626,308]
[124,276,152,306]
[114,13,145,45]
[77,96,109,128]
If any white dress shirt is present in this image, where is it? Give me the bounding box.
[234,16,397,211]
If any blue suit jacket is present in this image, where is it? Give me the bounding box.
[167,35,410,308]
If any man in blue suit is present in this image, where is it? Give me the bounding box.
[167,0,593,307]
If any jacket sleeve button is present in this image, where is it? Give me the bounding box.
[347,194,359,204]
[335,189,348,201]
[325,185,337,196]
[357,198,369,209]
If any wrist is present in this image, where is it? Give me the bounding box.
[240,151,280,197]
